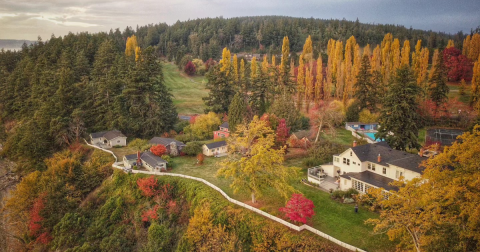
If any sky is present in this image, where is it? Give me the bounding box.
[0,0,479,40]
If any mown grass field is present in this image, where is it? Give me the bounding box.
[162,62,208,114]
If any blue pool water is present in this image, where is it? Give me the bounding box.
[364,132,383,142]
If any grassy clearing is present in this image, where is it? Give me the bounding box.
[448,82,471,104]
[162,63,208,115]
[168,154,394,251]
[320,128,355,147]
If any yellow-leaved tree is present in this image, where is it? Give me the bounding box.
[364,126,480,252]
[217,116,298,203]
[446,39,455,48]
[250,57,258,81]
[233,54,238,81]
[220,47,231,75]
[125,35,138,57]
[302,35,313,63]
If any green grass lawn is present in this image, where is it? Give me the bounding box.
[163,63,208,114]
[320,128,355,147]
[168,154,394,251]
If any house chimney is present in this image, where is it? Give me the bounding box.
[378,154,381,163]
[137,151,142,166]
[353,140,357,147]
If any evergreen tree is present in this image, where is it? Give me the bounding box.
[116,47,177,137]
[228,93,248,132]
[428,51,449,118]
[354,55,378,112]
[203,64,235,114]
[377,65,421,150]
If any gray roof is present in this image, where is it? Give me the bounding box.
[291,130,313,140]
[179,115,191,121]
[342,171,399,191]
[350,142,427,173]
[124,154,138,161]
[149,137,186,147]
[90,130,126,140]
[141,152,167,167]
[220,122,229,129]
[204,140,227,149]
[346,122,379,125]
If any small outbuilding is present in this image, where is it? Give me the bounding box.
[202,141,228,157]
[90,130,127,148]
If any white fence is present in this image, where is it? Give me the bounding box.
[111,163,366,252]
[84,139,118,162]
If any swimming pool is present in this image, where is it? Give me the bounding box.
[364,132,383,142]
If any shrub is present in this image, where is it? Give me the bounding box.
[174,120,190,133]
[182,142,203,156]
[331,190,345,199]
[343,198,355,204]
[151,144,167,156]
[137,176,159,197]
[197,153,205,165]
[344,188,359,198]
[306,140,345,164]
[184,61,196,76]
[175,134,194,143]
[161,155,172,168]
[302,157,322,167]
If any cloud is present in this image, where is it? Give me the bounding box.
[0,0,478,40]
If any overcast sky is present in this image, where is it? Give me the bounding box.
[1,0,479,40]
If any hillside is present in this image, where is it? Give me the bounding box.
[49,169,348,251]
[0,39,35,51]
[163,63,208,114]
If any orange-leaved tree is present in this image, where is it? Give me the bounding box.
[150,144,167,157]
[137,176,159,197]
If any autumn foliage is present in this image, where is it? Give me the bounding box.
[197,153,205,165]
[184,61,196,76]
[150,144,167,156]
[137,176,159,197]
[279,194,315,224]
[141,205,160,222]
[276,118,290,146]
[443,47,473,81]
[28,193,52,244]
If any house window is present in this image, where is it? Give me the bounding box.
[358,163,360,166]
[383,167,387,174]
[343,158,346,164]
[372,164,376,171]
[353,180,364,192]
[353,161,356,165]
[347,159,350,165]
[368,163,371,169]
[396,170,403,179]
[344,179,347,185]
[350,151,352,156]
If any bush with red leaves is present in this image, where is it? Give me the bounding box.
[276,118,290,146]
[137,176,159,197]
[184,61,196,76]
[141,205,160,222]
[150,144,167,157]
[279,194,315,224]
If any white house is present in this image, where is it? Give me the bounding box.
[202,141,227,157]
[308,142,428,193]
[90,130,127,148]
[123,152,168,172]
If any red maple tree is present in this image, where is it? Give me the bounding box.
[141,205,160,222]
[443,47,473,81]
[137,176,159,197]
[184,61,196,76]
[276,118,290,146]
[279,194,315,224]
[150,144,167,157]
